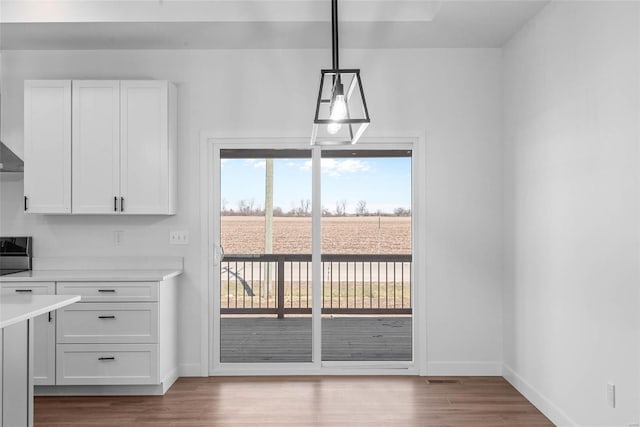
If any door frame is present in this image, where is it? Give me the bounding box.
[199,132,427,376]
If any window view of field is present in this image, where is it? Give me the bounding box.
[219,151,412,363]
[221,216,411,254]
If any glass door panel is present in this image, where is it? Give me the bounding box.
[320,149,413,362]
[219,149,312,363]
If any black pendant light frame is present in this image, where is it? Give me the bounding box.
[311,0,370,145]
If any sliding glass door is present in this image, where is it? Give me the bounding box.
[218,149,313,363]
[321,150,412,362]
[211,141,414,371]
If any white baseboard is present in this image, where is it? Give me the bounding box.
[502,363,577,427]
[160,368,179,393]
[427,361,502,376]
[179,362,205,377]
[35,384,167,396]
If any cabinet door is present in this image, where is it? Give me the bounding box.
[2,321,30,427]
[72,81,120,214]
[120,81,169,214]
[1,283,56,386]
[24,80,72,213]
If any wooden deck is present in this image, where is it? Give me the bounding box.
[220,316,412,363]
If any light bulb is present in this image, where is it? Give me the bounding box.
[327,122,342,134]
[330,95,347,120]
[327,93,347,135]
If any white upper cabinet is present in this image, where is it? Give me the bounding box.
[72,81,121,214]
[24,79,177,215]
[24,80,72,213]
[120,81,176,215]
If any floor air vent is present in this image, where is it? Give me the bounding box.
[426,379,462,385]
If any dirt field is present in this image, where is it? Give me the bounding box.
[221,216,411,254]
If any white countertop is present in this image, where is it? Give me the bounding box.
[0,269,182,282]
[0,294,81,329]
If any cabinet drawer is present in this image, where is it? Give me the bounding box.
[57,282,158,302]
[57,302,158,344]
[1,282,55,296]
[56,343,158,385]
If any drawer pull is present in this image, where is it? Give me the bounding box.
[98,357,115,361]
[15,289,32,293]
[98,315,116,319]
[98,289,116,293]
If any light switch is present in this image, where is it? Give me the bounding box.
[169,230,189,245]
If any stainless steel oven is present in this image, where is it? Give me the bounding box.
[0,236,32,275]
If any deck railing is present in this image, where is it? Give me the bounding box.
[220,254,412,317]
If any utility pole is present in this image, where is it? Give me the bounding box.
[265,159,274,296]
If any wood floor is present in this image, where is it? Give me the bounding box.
[221,316,412,363]
[34,376,553,426]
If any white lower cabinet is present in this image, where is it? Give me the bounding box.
[0,283,56,386]
[56,282,158,302]
[56,344,158,385]
[57,302,158,344]
[55,279,177,392]
[2,277,178,395]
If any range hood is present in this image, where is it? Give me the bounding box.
[0,141,24,172]
[0,88,24,172]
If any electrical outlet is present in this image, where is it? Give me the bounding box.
[113,230,124,246]
[169,230,189,245]
[607,383,615,408]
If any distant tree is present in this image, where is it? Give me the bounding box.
[238,199,257,215]
[287,199,311,217]
[300,199,311,216]
[238,200,248,214]
[393,207,411,217]
[335,200,347,216]
[356,200,368,216]
[273,206,284,217]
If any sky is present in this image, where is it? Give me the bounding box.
[220,156,411,215]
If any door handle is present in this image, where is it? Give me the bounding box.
[98,289,116,293]
[114,196,118,212]
[98,357,115,361]
[214,244,225,265]
[15,289,32,293]
[24,196,28,211]
[120,197,124,212]
[98,315,116,319]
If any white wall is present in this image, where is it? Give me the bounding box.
[503,2,640,425]
[0,48,503,375]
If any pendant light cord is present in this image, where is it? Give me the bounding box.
[332,0,339,71]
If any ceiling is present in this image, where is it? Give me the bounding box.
[0,1,550,50]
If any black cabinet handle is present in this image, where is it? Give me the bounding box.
[48,312,53,322]
[98,357,115,361]
[114,196,117,212]
[98,315,116,319]
[15,289,32,293]
[120,197,124,212]
[98,289,116,293]
[24,196,28,211]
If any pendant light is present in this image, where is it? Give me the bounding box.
[311,0,370,145]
